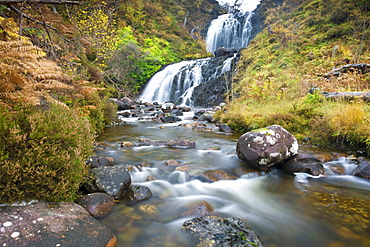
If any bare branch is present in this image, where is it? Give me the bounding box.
[0,0,80,4]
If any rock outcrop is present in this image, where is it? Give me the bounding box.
[0,202,116,247]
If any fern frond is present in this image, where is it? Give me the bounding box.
[35,80,73,90]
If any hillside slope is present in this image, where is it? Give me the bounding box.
[217,0,370,154]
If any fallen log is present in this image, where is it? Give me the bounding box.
[323,91,370,102]
[0,0,80,4]
[322,63,370,78]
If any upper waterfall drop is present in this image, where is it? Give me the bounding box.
[206,11,254,54]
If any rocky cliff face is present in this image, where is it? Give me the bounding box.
[191,53,240,107]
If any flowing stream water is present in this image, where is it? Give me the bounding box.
[96,112,370,247]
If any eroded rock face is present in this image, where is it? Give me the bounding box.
[182,216,263,247]
[0,202,116,247]
[236,125,298,170]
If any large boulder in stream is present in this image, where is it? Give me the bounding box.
[0,202,116,247]
[182,216,263,247]
[236,125,298,171]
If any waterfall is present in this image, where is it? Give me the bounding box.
[140,8,255,107]
[140,57,235,106]
[206,12,254,54]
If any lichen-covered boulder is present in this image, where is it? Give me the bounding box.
[236,125,298,170]
[85,165,131,199]
[182,216,263,247]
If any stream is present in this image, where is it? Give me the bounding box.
[95,110,370,247]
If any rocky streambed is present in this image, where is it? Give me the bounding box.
[1,99,369,247]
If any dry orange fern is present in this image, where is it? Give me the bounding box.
[0,24,74,105]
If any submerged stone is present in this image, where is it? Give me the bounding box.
[120,185,153,203]
[182,216,263,247]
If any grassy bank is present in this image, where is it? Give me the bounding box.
[217,0,370,155]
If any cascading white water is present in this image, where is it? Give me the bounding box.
[140,58,209,105]
[206,12,253,54]
[140,7,254,106]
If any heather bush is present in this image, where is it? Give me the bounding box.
[0,104,94,204]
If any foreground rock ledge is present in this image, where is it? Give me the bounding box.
[0,202,116,247]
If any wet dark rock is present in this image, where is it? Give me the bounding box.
[75,193,115,218]
[282,154,325,176]
[86,156,114,169]
[120,185,153,203]
[182,106,192,112]
[166,140,196,149]
[236,125,299,171]
[120,97,136,107]
[182,216,263,247]
[160,115,182,123]
[219,123,233,133]
[118,111,131,117]
[0,202,116,247]
[194,110,206,119]
[112,97,136,111]
[180,201,213,218]
[214,47,237,57]
[171,109,184,116]
[196,170,237,182]
[198,111,215,122]
[353,160,370,179]
[84,165,131,199]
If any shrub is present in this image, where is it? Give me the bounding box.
[0,103,94,204]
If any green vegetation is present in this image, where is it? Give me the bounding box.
[0,103,94,203]
[68,0,216,96]
[0,0,218,204]
[217,0,370,155]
